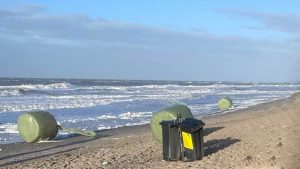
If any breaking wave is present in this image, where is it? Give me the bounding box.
[0,78,299,144]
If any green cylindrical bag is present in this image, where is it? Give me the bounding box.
[150,104,194,143]
[217,97,233,111]
[17,111,58,143]
[18,111,97,143]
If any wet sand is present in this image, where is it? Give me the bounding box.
[0,93,300,169]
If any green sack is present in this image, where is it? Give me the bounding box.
[217,97,233,110]
[17,111,58,143]
[57,125,97,138]
[150,104,194,143]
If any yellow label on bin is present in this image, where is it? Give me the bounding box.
[182,131,193,150]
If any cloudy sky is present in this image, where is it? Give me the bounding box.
[0,0,299,82]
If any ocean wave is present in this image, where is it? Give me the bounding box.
[0,82,73,90]
[0,86,296,114]
[62,118,99,123]
[97,125,112,130]
[60,111,153,124]
[0,94,130,113]
[98,121,150,131]
[234,98,276,108]
[118,111,152,120]
[1,79,299,144]
[0,89,22,96]
[0,86,213,113]
[0,123,18,134]
[189,104,217,111]
[0,88,53,96]
[253,83,300,87]
[114,121,150,128]
[96,115,118,120]
[217,90,294,95]
[82,84,221,91]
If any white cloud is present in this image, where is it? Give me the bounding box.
[0,6,299,81]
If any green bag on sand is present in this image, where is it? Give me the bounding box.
[57,125,97,138]
[18,111,58,143]
[218,97,233,111]
[150,104,194,143]
[18,111,96,143]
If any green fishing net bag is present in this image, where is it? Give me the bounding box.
[18,111,58,143]
[150,105,194,143]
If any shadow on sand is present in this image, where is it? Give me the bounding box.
[202,126,240,156]
[204,137,241,156]
[203,126,224,136]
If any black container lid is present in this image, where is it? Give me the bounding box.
[179,118,205,133]
[159,120,177,127]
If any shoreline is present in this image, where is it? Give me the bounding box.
[0,92,291,145]
[0,92,293,145]
[0,92,299,168]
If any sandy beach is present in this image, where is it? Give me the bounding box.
[0,93,299,169]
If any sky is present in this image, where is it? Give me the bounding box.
[0,0,299,82]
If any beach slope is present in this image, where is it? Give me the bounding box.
[1,93,300,169]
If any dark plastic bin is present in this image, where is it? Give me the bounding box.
[160,120,181,161]
[179,118,205,161]
[160,118,205,162]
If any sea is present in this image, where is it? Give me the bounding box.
[0,78,299,144]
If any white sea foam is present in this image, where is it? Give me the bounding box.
[189,104,217,111]
[0,89,22,96]
[58,130,71,135]
[85,84,218,92]
[99,120,150,131]
[97,125,112,130]
[0,82,297,113]
[0,123,18,134]
[35,82,72,89]
[114,121,150,128]
[0,96,118,113]
[59,111,153,124]
[218,90,294,95]
[1,80,299,144]
[96,115,118,120]
[62,117,98,123]
[46,96,77,99]
[118,111,152,120]
[253,83,300,88]
[0,82,73,90]
[235,98,273,109]
[1,81,299,114]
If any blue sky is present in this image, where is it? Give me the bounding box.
[0,0,299,82]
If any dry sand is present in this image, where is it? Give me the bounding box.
[0,93,299,169]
